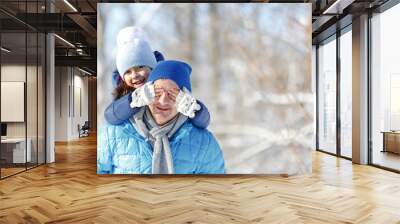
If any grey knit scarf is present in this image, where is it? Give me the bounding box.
[130,107,188,174]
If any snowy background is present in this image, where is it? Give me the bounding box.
[98,3,313,175]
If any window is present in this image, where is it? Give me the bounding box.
[0,1,47,179]
[371,2,400,171]
[340,28,352,158]
[318,36,337,154]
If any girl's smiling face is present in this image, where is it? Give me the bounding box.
[123,66,151,89]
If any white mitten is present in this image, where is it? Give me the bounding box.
[175,87,201,118]
[130,82,155,108]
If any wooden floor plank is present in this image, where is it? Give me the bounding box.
[0,134,400,223]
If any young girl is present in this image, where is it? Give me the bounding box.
[104,26,210,128]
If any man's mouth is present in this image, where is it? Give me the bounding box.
[155,105,170,112]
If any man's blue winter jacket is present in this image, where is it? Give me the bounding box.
[97,120,225,174]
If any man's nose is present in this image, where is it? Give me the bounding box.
[158,92,169,105]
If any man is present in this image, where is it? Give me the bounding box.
[98,60,225,174]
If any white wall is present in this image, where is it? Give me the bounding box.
[72,72,89,138]
[54,66,68,141]
[1,65,36,137]
[54,67,89,141]
[1,63,46,164]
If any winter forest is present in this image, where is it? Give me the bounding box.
[98,3,313,174]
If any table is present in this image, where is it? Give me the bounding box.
[1,138,31,163]
[381,131,400,154]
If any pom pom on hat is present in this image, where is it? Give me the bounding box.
[117,26,147,48]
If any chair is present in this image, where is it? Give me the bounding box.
[78,121,90,138]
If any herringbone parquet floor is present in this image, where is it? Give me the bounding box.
[1,134,400,224]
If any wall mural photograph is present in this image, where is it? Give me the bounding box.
[97,3,313,175]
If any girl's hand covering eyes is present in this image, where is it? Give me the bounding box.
[130,83,155,108]
[154,86,179,102]
[175,87,201,118]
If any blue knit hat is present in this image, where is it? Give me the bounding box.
[148,60,192,92]
[116,26,157,77]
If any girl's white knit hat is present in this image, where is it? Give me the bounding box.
[116,26,157,77]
